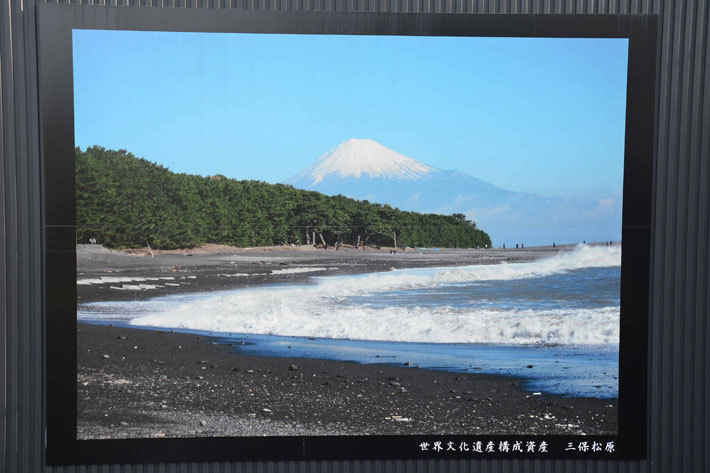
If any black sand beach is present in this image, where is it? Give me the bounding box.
[78,323,617,439]
[76,244,617,439]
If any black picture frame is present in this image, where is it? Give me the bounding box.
[38,4,658,465]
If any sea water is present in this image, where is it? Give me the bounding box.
[79,244,620,399]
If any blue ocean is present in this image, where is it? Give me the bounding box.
[79,244,620,399]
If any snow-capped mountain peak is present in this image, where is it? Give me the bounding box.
[286,139,436,186]
[282,139,620,246]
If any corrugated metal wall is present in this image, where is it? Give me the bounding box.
[1,0,708,472]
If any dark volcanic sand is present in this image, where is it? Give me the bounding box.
[77,323,617,439]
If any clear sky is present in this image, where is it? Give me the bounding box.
[73,30,628,201]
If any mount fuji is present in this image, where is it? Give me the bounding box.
[285,139,621,246]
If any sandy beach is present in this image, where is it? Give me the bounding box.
[76,243,617,439]
[77,243,569,304]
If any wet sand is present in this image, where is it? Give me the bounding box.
[77,323,617,439]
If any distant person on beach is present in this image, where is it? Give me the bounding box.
[521,243,524,249]
[503,243,505,249]
[552,242,555,248]
[516,243,519,249]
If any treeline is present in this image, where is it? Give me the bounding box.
[76,146,492,250]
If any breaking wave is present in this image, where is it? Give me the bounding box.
[311,244,620,296]
[130,301,618,345]
[82,245,620,345]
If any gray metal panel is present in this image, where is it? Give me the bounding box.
[2,0,45,473]
[1,0,708,472]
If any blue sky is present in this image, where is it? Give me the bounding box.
[73,30,628,201]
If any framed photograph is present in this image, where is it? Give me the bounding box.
[39,5,657,465]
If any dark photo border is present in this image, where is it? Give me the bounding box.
[38,4,658,465]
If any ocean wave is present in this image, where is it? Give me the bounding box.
[311,244,621,295]
[80,245,620,345]
[129,298,619,345]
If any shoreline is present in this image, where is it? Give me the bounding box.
[77,323,618,439]
[77,243,619,438]
[77,244,575,304]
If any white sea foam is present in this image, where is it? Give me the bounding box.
[310,244,620,296]
[89,245,621,346]
[129,300,618,345]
